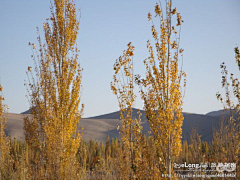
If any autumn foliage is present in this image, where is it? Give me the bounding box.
[136,1,186,177]
[110,0,187,179]
[0,0,239,179]
[0,84,12,179]
[24,0,84,178]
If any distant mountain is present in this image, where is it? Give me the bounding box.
[205,109,239,122]
[88,109,221,142]
[205,109,229,117]
[182,113,220,142]
[4,113,26,141]
[11,108,227,142]
[87,108,147,120]
[21,107,34,114]
[21,110,31,114]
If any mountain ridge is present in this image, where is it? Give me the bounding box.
[5,108,228,143]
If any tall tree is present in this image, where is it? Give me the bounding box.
[111,42,144,179]
[136,0,186,177]
[215,46,240,177]
[24,0,84,179]
[0,83,13,179]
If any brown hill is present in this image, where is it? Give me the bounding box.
[4,109,222,143]
[4,113,26,141]
[87,108,221,142]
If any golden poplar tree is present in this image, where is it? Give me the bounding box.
[215,46,240,177]
[0,84,14,179]
[0,83,8,178]
[24,0,84,179]
[136,0,186,177]
[111,43,144,179]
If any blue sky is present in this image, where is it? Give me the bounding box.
[0,0,240,117]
